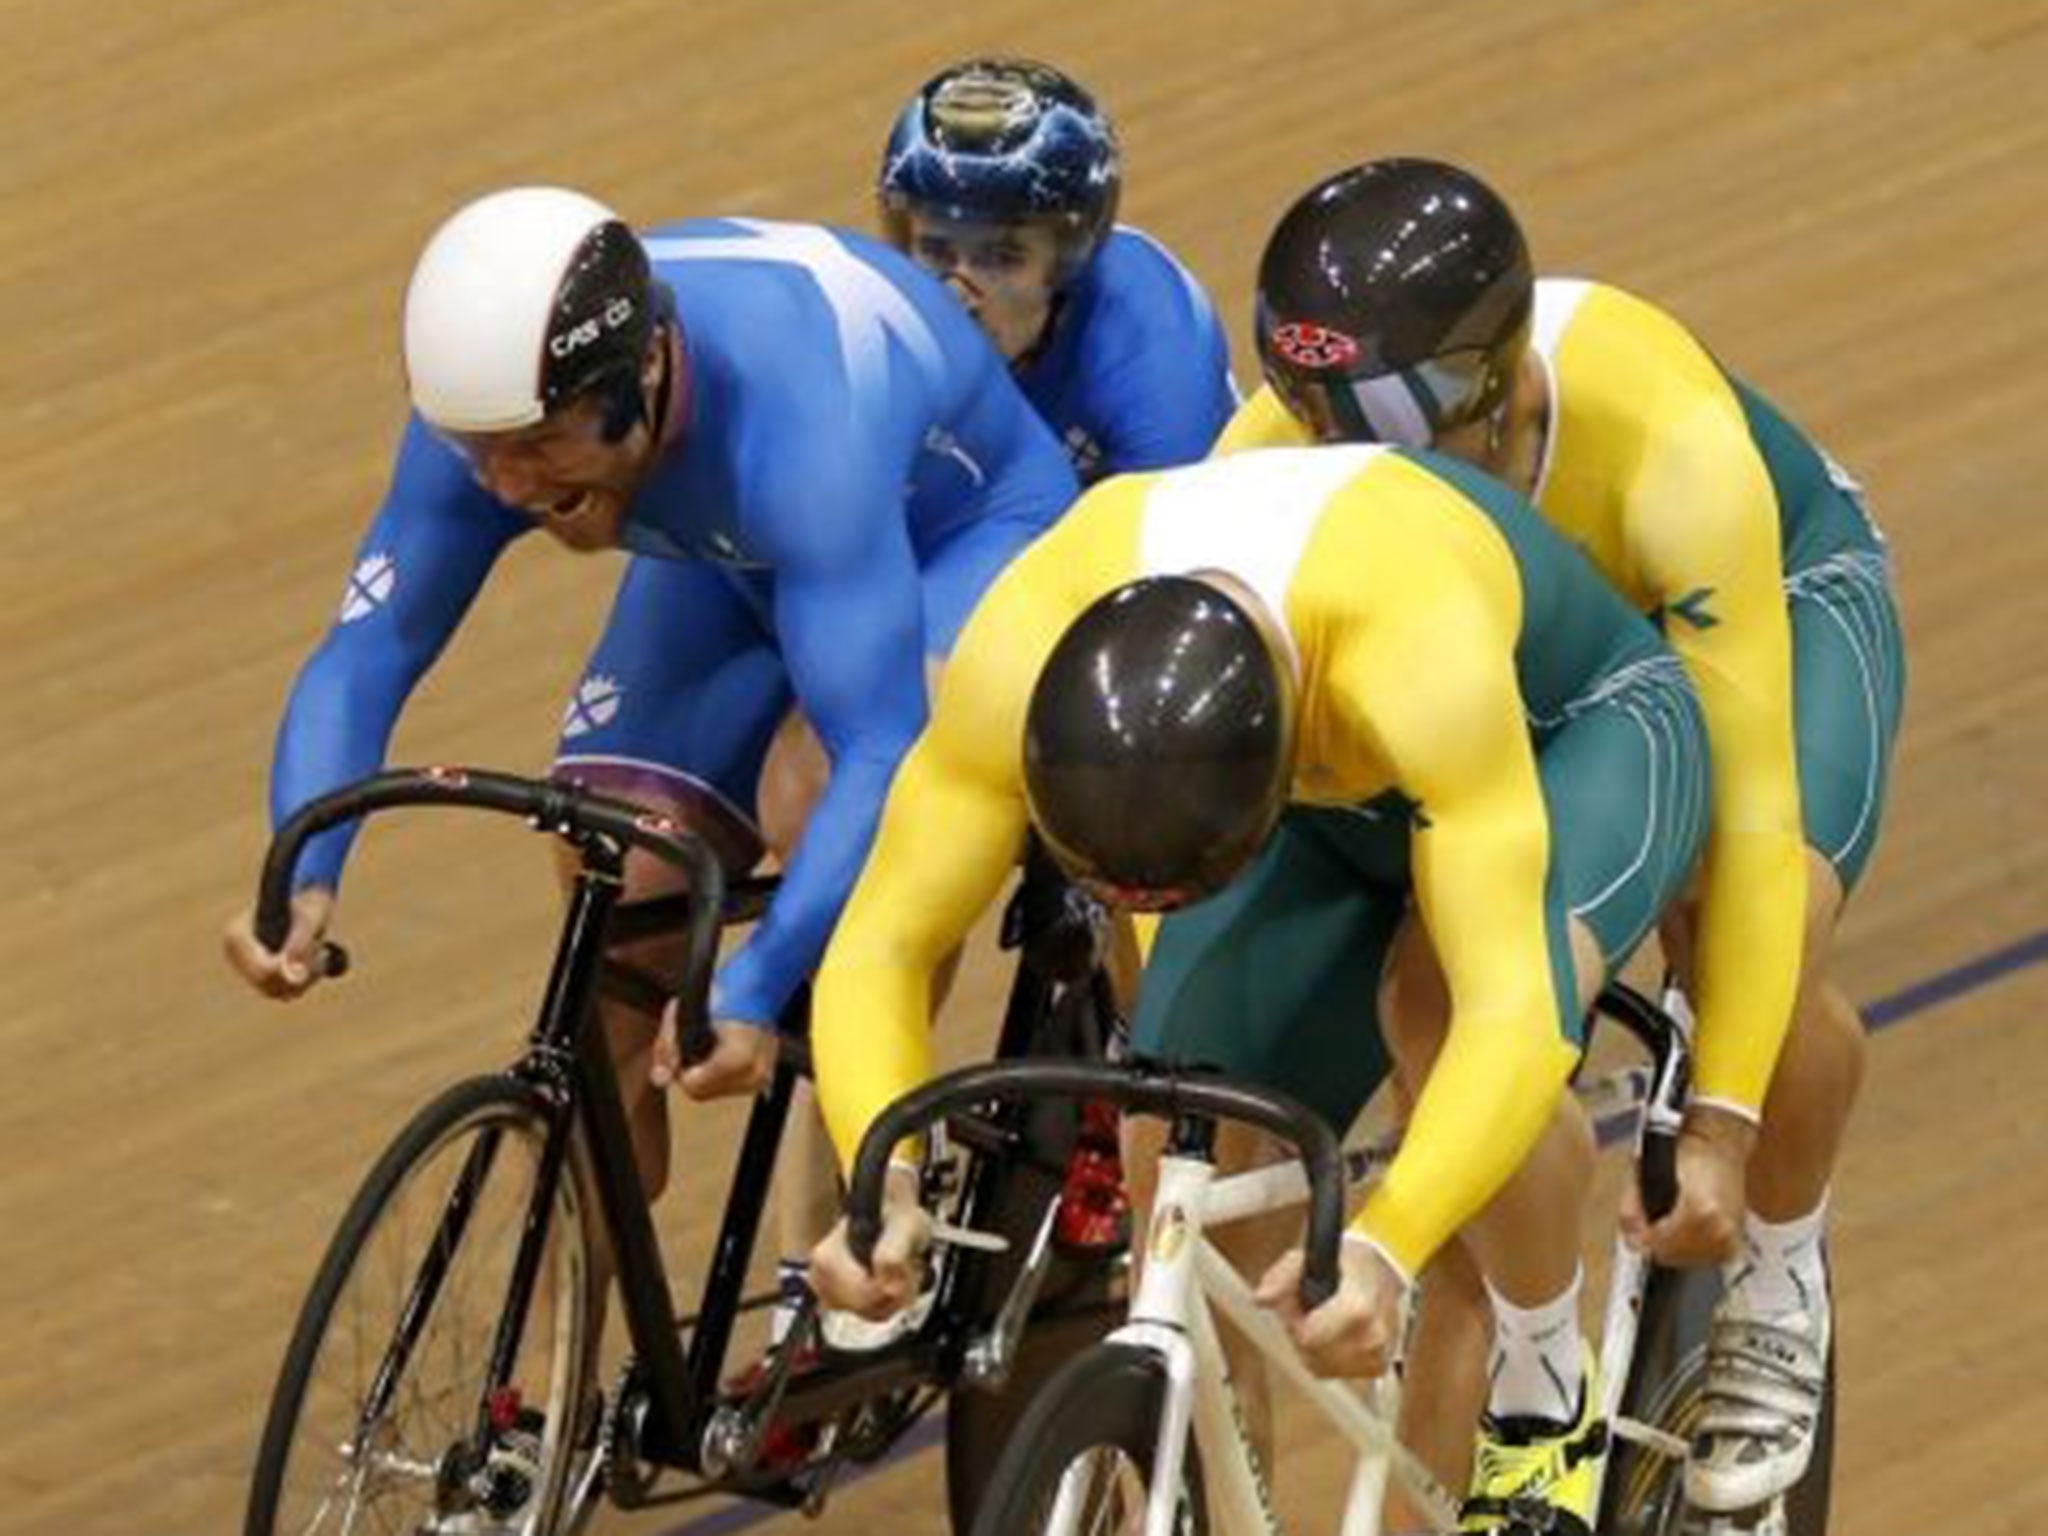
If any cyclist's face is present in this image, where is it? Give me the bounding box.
[442,398,647,552]
[1433,351,1548,494]
[904,214,1062,361]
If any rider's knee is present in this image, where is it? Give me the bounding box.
[1792,844,1851,1006]
[1783,846,1868,1067]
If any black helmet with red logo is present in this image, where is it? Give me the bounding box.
[1254,159,1532,447]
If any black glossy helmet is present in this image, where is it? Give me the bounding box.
[1024,577,1294,910]
[878,57,1121,284]
[1254,158,1532,447]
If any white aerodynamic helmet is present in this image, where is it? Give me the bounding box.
[402,186,659,435]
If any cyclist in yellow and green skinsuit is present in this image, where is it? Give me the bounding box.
[1229,158,1906,1523]
[806,443,1711,1536]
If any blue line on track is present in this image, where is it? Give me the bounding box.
[1862,927,2048,1031]
[659,926,2048,1535]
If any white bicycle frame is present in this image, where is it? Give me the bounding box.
[1041,1062,1687,1536]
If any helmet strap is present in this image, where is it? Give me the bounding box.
[593,370,642,443]
[595,316,678,447]
[1486,398,1509,458]
[644,323,675,440]
[643,284,683,446]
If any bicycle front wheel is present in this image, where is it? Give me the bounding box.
[246,1075,599,1536]
[969,1342,1208,1536]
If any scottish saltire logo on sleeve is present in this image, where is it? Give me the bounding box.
[561,674,624,739]
[339,553,397,624]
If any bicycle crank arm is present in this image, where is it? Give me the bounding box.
[962,1198,1059,1389]
[930,1218,1012,1254]
[1609,1414,1690,1461]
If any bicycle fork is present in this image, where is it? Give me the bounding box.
[346,1093,577,1520]
[1074,1151,1286,1536]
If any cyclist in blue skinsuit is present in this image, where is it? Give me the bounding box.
[870,59,1239,1269]
[223,189,1080,1156]
[878,57,1236,483]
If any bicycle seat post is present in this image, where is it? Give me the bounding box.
[529,828,628,1063]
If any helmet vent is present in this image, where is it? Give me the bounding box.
[928,69,1040,152]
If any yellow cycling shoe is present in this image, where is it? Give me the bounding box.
[1459,1346,1609,1536]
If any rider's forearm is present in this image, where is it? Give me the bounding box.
[1687,823,1807,1117]
[711,745,900,1028]
[270,431,519,888]
[269,644,416,889]
[1352,1014,1579,1280]
[813,946,940,1176]
[1648,456,1806,1118]
[809,733,1027,1174]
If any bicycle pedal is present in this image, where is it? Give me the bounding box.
[930,1217,1009,1253]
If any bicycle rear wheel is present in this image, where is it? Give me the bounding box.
[1599,1266,1834,1536]
[245,1075,599,1536]
[968,1342,1208,1536]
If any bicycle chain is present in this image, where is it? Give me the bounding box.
[598,1360,657,1509]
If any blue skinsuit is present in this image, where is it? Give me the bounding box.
[270,217,1079,1028]
[1013,225,1236,483]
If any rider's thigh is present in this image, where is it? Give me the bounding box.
[1785,543,1905,900]
[554,553,788,875]
[1134,810,1404,1138]
[1379,911,1606,1084]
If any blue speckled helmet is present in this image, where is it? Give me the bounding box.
[879,58,1121,285]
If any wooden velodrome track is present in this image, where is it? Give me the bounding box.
[4,0,2044,1530]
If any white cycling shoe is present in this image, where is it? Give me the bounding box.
[1684,1289,1829,1513]
[818,1285,938,1353]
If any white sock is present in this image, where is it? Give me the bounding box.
[1725,1196,1830,1320]
[768,1257,810,1345]
[1485,1267,1585,1424]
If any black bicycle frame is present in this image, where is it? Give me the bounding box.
[256,766,1120,1486]
[356,1125,507,1438]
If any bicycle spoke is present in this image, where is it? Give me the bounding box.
[1027,1429,1187,1535]
[254,1086,591,1536]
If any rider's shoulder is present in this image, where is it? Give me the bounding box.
[1079,226,1220,332]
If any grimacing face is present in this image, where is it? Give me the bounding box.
[902,212,1063,361]
[437,331,678,555]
